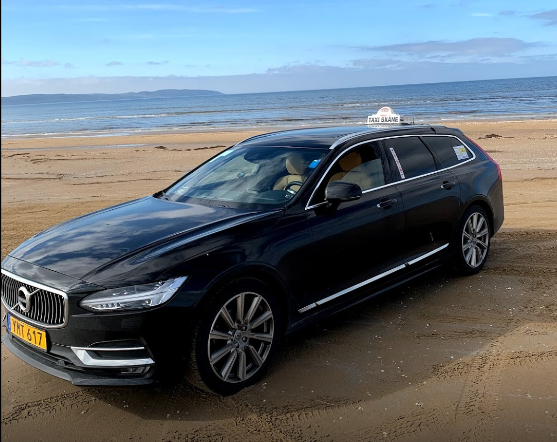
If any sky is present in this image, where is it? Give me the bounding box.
[1,1,556,96]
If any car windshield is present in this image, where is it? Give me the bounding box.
[164,144,328,209]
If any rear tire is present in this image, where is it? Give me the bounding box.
[454,205,491,275]
[186,277,282,395]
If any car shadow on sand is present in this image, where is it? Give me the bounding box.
[79,262,520,423]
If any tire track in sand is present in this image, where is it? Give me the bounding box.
[1,390,99,426]
[452,342,509,442]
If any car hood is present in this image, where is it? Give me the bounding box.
[8,196,271,280]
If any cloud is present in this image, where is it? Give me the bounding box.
[266,63,333,75]
[516,53,557,62]
[530,9,557,26]
[351,59,404,69]
[1,58,73,68]
[359,38,539,58]
[106,61,123,66]
[2,57,557,97]
[499,10,516,16]
[146,61,170,65]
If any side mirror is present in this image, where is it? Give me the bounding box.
[325,181,362,203]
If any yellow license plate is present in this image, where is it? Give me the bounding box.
[8,314,47,351]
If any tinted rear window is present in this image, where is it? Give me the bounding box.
[384,136,437,180]
[422,136,472,168]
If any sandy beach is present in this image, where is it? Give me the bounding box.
[1,119,556,441]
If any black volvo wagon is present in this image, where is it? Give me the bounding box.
[1,123,503,394]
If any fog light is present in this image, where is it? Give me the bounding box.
[121,366,150,374]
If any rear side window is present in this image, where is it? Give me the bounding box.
[384,136,436,180]
[422,136,471,168]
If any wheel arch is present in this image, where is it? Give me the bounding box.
[461,196,495,235]
[194,263,291,333]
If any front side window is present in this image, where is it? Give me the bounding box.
[422,135,471,168]
[384,136,437,181]
[311,141,386,203]
[164,145,328,209]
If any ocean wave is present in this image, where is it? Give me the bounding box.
[2,77,555,138]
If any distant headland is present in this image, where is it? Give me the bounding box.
[1,89,224,105]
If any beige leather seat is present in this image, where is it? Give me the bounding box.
[342,159,385,191]
[328,151,363,184]
[273,153,306,191]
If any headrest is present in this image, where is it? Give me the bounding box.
[339,151,362,171]
[286,153,305,175]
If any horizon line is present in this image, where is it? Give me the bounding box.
[2,75,556,99]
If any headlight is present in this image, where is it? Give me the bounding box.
[80,277,187,312]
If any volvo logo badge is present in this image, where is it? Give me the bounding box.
[17,287,38,313]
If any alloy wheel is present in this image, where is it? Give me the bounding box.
[461,212,490,268]
[207,291,275,383]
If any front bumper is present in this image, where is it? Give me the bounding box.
[0,300,194,386]
[2,330,157,386]
[1,258,197,386]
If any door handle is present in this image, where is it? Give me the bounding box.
[441,181,456,190]
[377,198,397,209]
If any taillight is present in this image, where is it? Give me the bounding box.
[467,137,502,180]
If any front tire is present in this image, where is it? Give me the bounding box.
[186,278,282,395]
[454,205,491,275]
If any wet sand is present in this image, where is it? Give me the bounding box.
[1,120,556,441]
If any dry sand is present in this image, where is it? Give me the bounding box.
[1,120,556,442]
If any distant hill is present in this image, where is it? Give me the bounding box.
[1,89,224,105]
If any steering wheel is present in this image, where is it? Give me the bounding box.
[284,181,304,195]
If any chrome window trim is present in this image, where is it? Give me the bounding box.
[298,243,449,313]
[1,268,69,329]
[306,134,475,210]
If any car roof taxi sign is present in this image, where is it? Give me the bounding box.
[367,107,401,125]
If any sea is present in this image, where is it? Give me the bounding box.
[2,76,556,140]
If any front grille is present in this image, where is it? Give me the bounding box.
[1,270,68,328]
